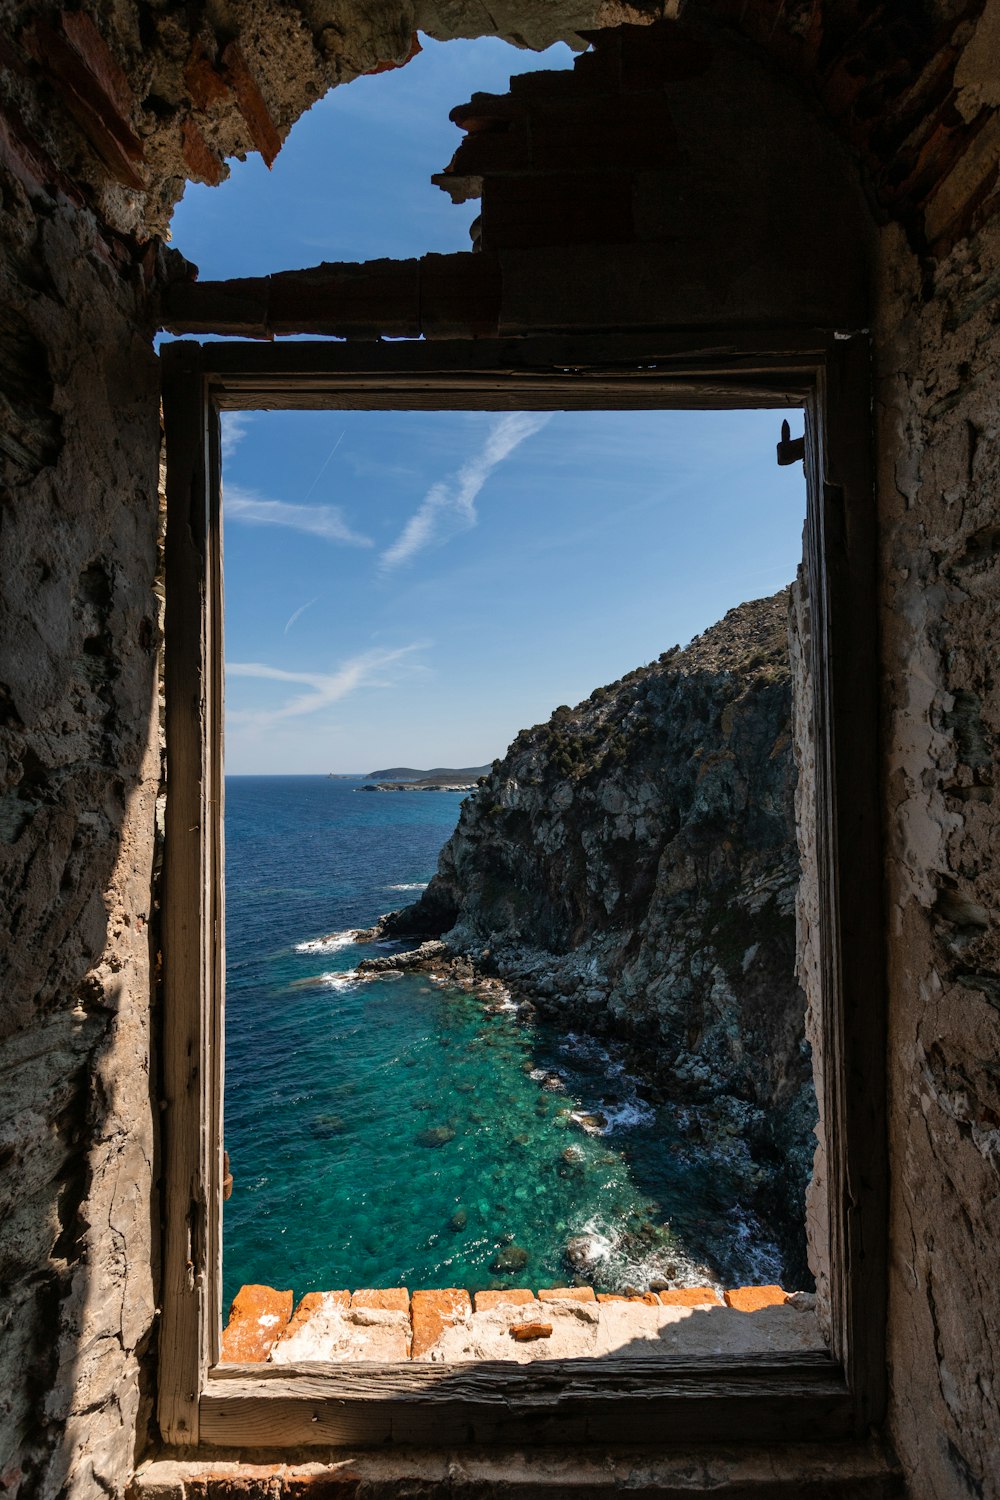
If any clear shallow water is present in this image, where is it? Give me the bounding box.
[224,776,784,1308]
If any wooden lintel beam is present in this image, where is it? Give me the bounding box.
[160,253,502,341]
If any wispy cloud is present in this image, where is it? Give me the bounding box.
[221,412,254,461]
[380,412,553,571]
[227,644,425,727]
[283,596,320,634]
[224,483,373,547]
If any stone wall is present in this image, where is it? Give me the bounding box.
[877,217,1000,1494]
[0,192,162,1493]
[0,2,998,1498]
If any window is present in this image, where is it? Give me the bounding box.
[158,331,884,1447]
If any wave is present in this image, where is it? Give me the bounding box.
[726,1206,784,1285]
[321,967,401,992]
[570,1213,718,1295]
[295,930,358,954]
[387,882,428,891]
[601,1097,656,1132]
[320,969,364,992]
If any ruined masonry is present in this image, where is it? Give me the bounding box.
[221,1283,821,1363]
[1,2,998,1498]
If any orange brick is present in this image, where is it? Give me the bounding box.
[510,1321,553,1341]
[220,1283,293,1362]
[537,1286,596,1302]
[474,1288,535,1311]
[351,1288,409,1312]
[597,1293,628,1302]
[273,1289,349,1349]
[724,1284,788,1312]
[411,1288,472,1358]
[659,1287,723,1307]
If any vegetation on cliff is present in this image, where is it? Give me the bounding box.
[381,589,816,1282]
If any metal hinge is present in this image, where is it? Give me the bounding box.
[776,418,805,466]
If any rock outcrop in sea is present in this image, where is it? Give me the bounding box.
[373,589,816,1283]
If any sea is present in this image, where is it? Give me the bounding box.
[224,774,786,1309]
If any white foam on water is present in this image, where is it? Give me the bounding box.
[727,1206,784,1284]
[387,882,428,891]
[320,968,368,992]
[601,1097,656,1132]
[573,1212,717,1295]
[486,991,518,1013]
[570,1110,607,1136]
[295,929,358,954]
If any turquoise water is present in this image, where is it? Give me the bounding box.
[224,776,785,1307]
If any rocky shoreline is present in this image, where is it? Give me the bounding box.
[354,590,817,1288]
[358,781,480,793]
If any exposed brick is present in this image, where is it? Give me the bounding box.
[59,11,134,122]
[272,1290,350,1352]
[220,41,281,168]
[185,42,231,110]
[538,1286,597,1302]
[219,1284,293,1362]
[364,32,422,75]
[659,1287,724,1307]
[724,1285,789,1312]
[351,1287,409,1312]
[181,118,224,186]
[473,1288,535,1310]
[410,1288,472,1358]
[23,16,144,188]
[510,1321,553,1341]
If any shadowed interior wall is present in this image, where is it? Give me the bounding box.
[0,2,997,1498]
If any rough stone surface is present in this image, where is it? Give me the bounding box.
[1,2,999,1497]
[409,1288,472,1360]
[472,1288,535,1310]
[349,1288,409,1312]
[218,1286,293,1363]
[657,1287,722,1308]
[379,590,817,1285]
[876,216,1000,1499]
[724,1286,788,1313]
[130,1442,903,1499]
[272,1291,349,1355]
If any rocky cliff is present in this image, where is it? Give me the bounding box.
[382,589,816,1281]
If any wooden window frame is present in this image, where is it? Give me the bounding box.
[158,330,885,1450]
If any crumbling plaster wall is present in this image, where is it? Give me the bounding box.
[0,197,162,1493]
[0,2,998,1498]
[876,224,1000,1498]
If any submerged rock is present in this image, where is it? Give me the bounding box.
[491,1244,529,1273]
[416,1125,456,1148]
[369,590,817,1285]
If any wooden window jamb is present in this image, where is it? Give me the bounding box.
[158,331,884,1450]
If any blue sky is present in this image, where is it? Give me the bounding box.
[168,36,806,775]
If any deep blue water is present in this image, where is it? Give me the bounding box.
[224,775,784,1307]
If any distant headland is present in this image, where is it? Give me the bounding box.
[354,765,493,793]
